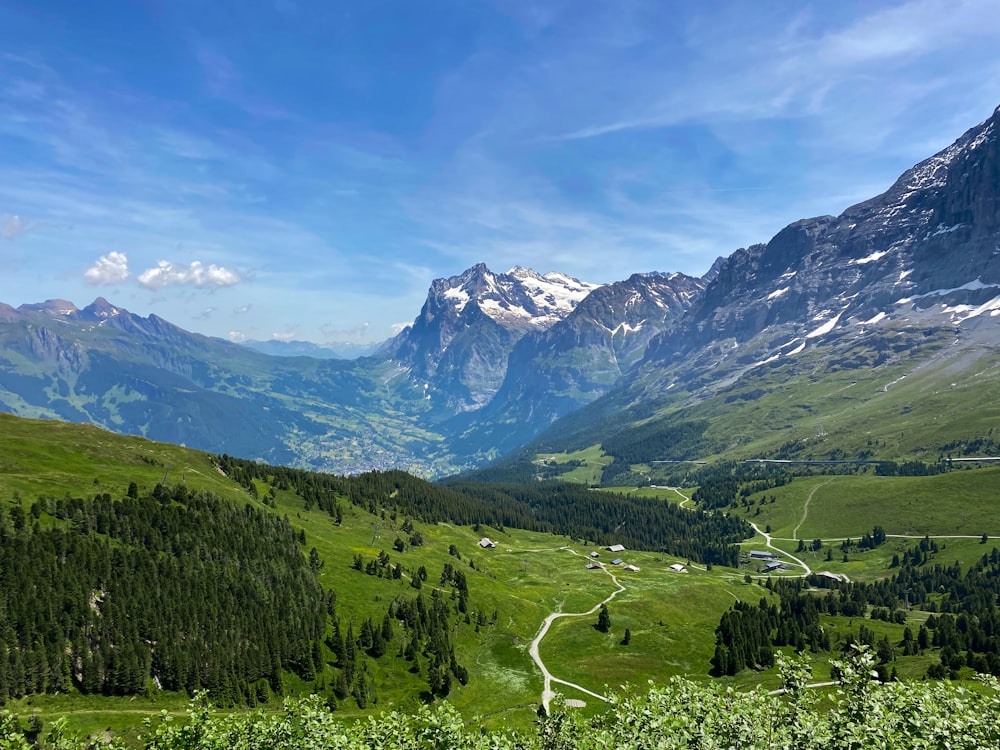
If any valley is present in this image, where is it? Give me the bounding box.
[3,412,1000,747]
[1,91,999,750]
[4,4,1000,745]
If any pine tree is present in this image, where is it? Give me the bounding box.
[597,604,611,633]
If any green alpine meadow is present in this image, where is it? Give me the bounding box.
[4,6,1000,746]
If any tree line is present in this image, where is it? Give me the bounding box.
[219,456,753,565]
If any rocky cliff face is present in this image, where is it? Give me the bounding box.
[642,105,1000,372]
[381,263,600,411]
[450,271,706,459]
[522,105,1000,462]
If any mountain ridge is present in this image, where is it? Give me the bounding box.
[3,105,1000,476]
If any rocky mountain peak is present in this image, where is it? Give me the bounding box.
[383,263,600,412]
[17,299,80,316]
[425,263,600,331]
[79,297,125,321]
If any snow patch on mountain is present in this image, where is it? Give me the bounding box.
[851,249,890,265]
[444,287,471,311]
[941,295,1000,322]
[505,266,601,325]
[767,287,789,300]
[925,223,964,239]
[806,309,845,339]
[897,278,1000,307]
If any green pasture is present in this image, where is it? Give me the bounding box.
[5,413,1000,744]
[0,413,243,503]
[668,338,1000,463]
[532,445,612,484]
[739,468,1000,539]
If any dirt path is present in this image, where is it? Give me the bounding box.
[792,477,836,540]
[749,521,813,576]
[528,548,625,713]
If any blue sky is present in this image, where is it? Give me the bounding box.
[1,0,999,347]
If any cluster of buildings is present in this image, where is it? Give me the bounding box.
[583,544,688,574]
[745,549,786,573]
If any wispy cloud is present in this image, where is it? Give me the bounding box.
[1,214,32,238]
[2,1,998,344]
[84,251,129,285]
[536,0,1000,145]
[320,320,371,343]
[137,260,243,290]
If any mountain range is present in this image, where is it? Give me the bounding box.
[2,105,999,476]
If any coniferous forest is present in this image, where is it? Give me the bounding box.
[711,541,1000,680]
[0,490,326,705]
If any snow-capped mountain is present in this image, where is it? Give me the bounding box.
[382,263,601,411]
[451,271,706,460]
[438,264,601,331]
[519,105,1000,467]
[642,104,1000,370]
[4,106,1000,477]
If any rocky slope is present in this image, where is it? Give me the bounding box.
[380,263,600,411]
[451,271,706,460]
[520,105,1000,468]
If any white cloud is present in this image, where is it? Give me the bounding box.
[228,330,247,342]
[84,251,129,285]
[270,331,296,342]
[137,260,242,289]
[390,322,412,335]
[233,304,252,314]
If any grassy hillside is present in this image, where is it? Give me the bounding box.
[5,413,1000,747]
[0,413,244,501]
[736,469,1000,539]
[0,415,757,743]
[495,328,1000,486]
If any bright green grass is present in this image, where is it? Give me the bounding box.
[6,413,999,743]
[738,468,1000,540]
[671,336,1000,464]
[533,445,612,484]
[0,413,245,503]
[540,569,758,703]
[600,485,695,506]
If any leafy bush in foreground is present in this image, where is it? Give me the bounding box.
[3,650,999,749]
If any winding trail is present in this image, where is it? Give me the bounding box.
[749,521,813,576]
[528,548,626,713]
[792,477,836,540]
[660,484,814,577]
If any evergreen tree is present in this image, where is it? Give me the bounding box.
[597,604,611,633]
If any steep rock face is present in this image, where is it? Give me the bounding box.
[452,272,705,459]
[382,263,600,411]
[645,105,1000,370]
[518,106,1000,464]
